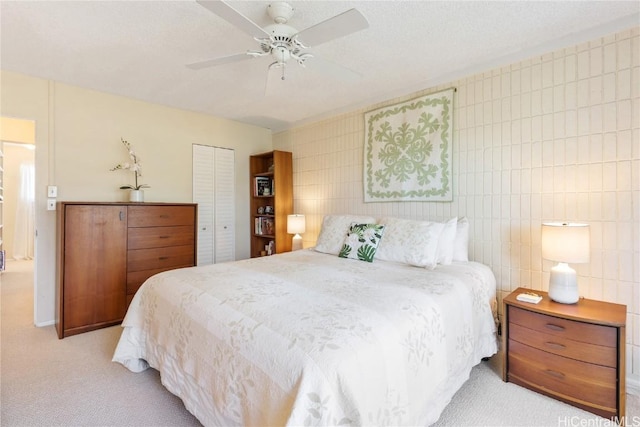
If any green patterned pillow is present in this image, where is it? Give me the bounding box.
[338,223,386,262]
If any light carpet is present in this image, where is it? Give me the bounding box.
[1,260,638,426]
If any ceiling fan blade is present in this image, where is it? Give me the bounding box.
[265,63,306,97]
[295,8,368,47]
[186,52,250,70]
[264,66,278,97]
[307,55,362,81]
[264,64,289,97]
[196,0,270,40]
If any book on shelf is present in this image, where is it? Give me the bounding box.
[254,217,275,236]
[254,176,272,196]
[262,217,274,236]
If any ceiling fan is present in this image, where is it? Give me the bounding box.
[187,0,369,84]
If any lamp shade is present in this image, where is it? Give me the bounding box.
[541,222,590,264]
[287,214,306,235]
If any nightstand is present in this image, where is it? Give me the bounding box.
[503,287,626,422]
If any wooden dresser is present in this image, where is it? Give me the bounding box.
[56,202,197,338]
[503,288,626,422]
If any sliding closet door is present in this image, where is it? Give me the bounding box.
[193,145,235,265]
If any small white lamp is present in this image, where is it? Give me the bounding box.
[541,222,590,304]
[287,214,305,251]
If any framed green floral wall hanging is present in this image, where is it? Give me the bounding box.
[364,88,454,202]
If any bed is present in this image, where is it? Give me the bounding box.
[113,215,498,426]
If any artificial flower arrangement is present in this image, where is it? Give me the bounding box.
[110,138,150,190]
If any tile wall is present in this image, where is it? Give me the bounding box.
[274,28,640,386]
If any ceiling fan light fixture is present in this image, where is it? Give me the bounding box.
[271,45,291,63]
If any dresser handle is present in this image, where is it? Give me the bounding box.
[544,341,566,350]
[544,369,565,380]
[158,256,169,260]
[545,323,565,332]
[160,215,170,218]
[159,235,170,239]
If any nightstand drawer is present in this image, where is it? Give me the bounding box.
[509,306,616,347]
[508,340,617,411]
[509,322,617,367]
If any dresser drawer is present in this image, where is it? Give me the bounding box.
[509,322,616,367]
[126,266,187,295]
[128,205,195,227]
[509,306,616,347]
[508,340,617,411]
[127,245,195,272]
[128,225,195,250]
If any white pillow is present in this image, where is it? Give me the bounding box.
[452,217,469,262]
[437,217,458,265]
[375,217,444,269]
[314,214,376,255]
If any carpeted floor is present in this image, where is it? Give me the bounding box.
[1,260,638,426]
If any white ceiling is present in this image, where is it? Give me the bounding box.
[1,1,638,133]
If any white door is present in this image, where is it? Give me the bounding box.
[213,147,235,263]
[192,145,235,265]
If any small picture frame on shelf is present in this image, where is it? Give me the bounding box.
[254,176,271,196]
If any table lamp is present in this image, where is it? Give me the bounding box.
[287,214,305,251]
[541,222,590,304]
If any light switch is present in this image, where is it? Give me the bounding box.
[47,199,56,211]
[47,185,58,197]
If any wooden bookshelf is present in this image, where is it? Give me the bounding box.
[249,150,292,257]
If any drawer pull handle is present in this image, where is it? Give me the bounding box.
[159,236,170,239]
[545,323,565,332]
[544,369,565,380]
[158,256,169,260]
[544,341,566,350]
[160,215,170,218]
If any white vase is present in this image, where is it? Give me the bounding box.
[129,189,144,202]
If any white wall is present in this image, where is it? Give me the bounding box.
[274,28,640,389]
[0,70,272,326]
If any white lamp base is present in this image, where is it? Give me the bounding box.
[292,234,303,251]
[548,262,579,304]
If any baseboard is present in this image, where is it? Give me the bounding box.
[35,319,55,327]
[627,375,640,396]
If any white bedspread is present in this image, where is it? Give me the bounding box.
[113,249,498,426]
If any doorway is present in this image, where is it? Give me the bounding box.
[1,117,36,307]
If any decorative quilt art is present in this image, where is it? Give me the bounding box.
[364,88,455,202]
